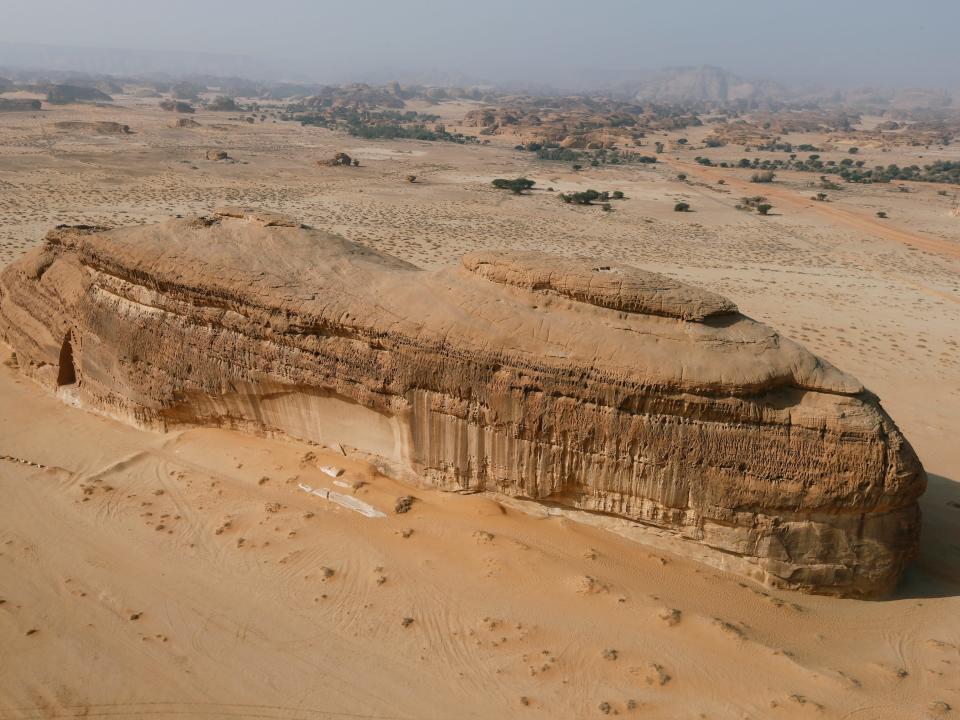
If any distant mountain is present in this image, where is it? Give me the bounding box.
[626,65,785,104]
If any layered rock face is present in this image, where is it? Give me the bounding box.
[0,209,925,595]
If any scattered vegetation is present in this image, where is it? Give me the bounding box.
[516,142,656,166]
[559,189,626,206]
[737,196,773,214]
[730,156,960,185]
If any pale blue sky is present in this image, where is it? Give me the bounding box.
[1,0,957,88]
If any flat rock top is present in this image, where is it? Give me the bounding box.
[463,250,738,321]
[43,212,865,397]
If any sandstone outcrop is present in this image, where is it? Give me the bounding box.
[0,210,925,596]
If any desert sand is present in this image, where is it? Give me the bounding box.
[1,95,958,719]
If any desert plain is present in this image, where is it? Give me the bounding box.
[0,90,958,720]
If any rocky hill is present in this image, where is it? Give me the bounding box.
[628,65,784,104]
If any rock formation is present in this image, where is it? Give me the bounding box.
[169,118,201,129]
[0,210,925,596]
[321,152,353,167]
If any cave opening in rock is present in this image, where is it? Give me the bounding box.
[57,332,77,386]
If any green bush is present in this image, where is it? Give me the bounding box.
[674,202,690,212]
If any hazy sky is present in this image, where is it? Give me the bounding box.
[1,0,958,88]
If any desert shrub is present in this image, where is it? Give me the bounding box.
[560,189,601,205]
[601,202,612,211]
[492,178,535,194]
[751,170,776,183]
[674,202,690,212]
[207,96,238,111]
[612,190,624,199]
[848,147,859,154]
[876,210,888,218]
[757,203,773,215]
[677,173,687,181]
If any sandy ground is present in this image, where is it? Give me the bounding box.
[1,97,959,719]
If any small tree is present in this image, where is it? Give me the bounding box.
[757,203,773,215]
[492,178,535,194]
[751,170,776,183]
[876,210,888,218]
[601,202,612,212]
[674,202,690,212]
[612,190,624,199]
[848,147,859,154]
[571,164,582,172]
[677,173,687,181]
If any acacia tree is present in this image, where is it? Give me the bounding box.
[492,178,536,194]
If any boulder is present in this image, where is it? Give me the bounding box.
[0,212,926,596]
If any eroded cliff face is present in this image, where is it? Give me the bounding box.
[0,209,926,596]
